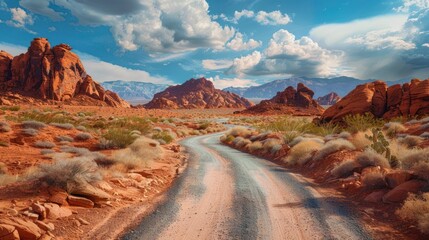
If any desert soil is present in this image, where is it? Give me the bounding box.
[123,131,370,240]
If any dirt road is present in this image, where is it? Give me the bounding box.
[123,132,371,240]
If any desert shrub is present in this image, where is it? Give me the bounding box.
[112,137,163,169]
[22,128,39,136]
[421,132,429,139]
[362,172,387,190]
[1,105,20,111]
[344,113,384,133]
[331,159,359,178]
[248,141,263,152]
[420,123,429,131]
[130,130,142,138]
[338,131,352,139]
[289,136,324,147]
[198,121,210,130]
[55,135,74,142]
[232,137,244,146]
[356,149,390,168]
[397,193,429,234]
[40,149,55,155]
[75,132,92,141]
[384,122,407,137]
[313,139,356,161]
[350,131,372,150]
[236,139,251,148]
[0,140,9,147]
[102,129,138,148]
[34,141,56,149]
[34,157,102,192]
[152,131,175,144]
[22,120,46,130]
[228,127,251,138]
[0,174,18,186]
[0,121,11,132]
[398,135,424,148]
[270,144,283,154]
[50,122,74,130]
[250,132,270,141]
[0,162,8,174]
[76,125,87,131]
[98,137,115,150]
[262,138,283,153]
[284,140,323,166]
[400,148,429,180]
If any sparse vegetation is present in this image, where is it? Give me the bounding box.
[356,149,390,168]
[112,137,163,169]
[21,128,39,136]
[34,140,56,149]
[102,129,138,148]
[398,135,424,148]
[22,120,47,129]
[366,128,399,168]
[284,140,323,166]
[0,121,11,132]
[50,122,75,130]
[55,135,74,142]
[384,122,407,137]
[313,139,356,161]
[34,157,102,192]
[397,193,429,234]
[331,159,359,178]
[75,132,93,141]
[400,148,429,180]
[152,131,175,144]
[343,113,384,133]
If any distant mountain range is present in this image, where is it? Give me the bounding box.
[223,76,409,99]
[101,80,169,100]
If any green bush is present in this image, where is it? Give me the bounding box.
[102,128,138,148]
[344,113,384,133]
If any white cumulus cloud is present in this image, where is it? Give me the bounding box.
[207,75,258,89]
[227,32,261,51]
[255,10,291,25]
[202,59,233,70]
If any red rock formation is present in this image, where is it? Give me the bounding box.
[145,78,254,109]
[320,79,429,122]
[238,83,325,115]
[0,38,129,107]
[316,92,341,105]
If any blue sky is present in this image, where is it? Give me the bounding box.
[0,0,428,88]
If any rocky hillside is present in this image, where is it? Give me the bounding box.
[224,76,409,99]
[145,78,253,109]
[101,80,169,100]
[320,79,429,122]
[238,83,325,115]
[317,92,341,105]
[0,38,129,107]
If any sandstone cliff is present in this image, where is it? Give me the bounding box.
[0,38,129,107]
[317,92,341,106]
[238,83,325,115]
[145,78,253,109]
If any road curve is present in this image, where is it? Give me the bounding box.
[122,131,371,240]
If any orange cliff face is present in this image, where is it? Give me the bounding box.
[0,38,129,108]
[238,83,325,116]
[320,79,429,122]
[144,77,254,109]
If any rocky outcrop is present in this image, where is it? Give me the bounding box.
[145,78,254,109]
[320,79,429,122]
[238,83,325,115]
[0,38,129,107]
[317,92,341,105]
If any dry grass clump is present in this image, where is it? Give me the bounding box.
[40,149,55,155]
[350,131,372,150]
[284,140,323,166]
[397,193,429,234]
[22,128,39,136]
[420,123,429,131]
[75,132,93,141]
[227,127,251,138]
[76,125,87,131]
[289,136,324,147]
[22,120,47,129]
[421,132,429,139]
[384,122,407,137]
[102,129,138,148]
[0,121,11,132]
[50,122,74,130]
[112,137,163,169]
[0,173,18,186]
[262,138,283,152]
[34,140,56,149]
[400,148,429,180]
[343,113,384,133]
[236,138,251,148]
[356,149,390,168]
[55,135,74,142]
[362,172,387,190]
[232,137,245,146]
[152,130,175,145]
[313,139,356,161]
[398,135,424,148]
[248,141,263,152]
[331,159,359,178]
[98,138,115,150]
[33,157,102,192]
[0,162,8,174]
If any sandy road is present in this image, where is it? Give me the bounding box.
[122,132,371,240]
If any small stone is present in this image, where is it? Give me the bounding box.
[67,195,94,208]
[77,218,89,225]
[34,221,55,232]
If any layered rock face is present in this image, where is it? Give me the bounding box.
[320,79,429,122]
[145,78,253,109]
[0,38,129,107]
[317,92,341,105]
[238,83,325,115]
